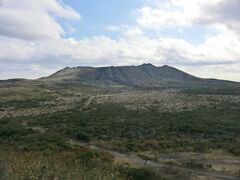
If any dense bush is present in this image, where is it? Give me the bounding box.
[119,167,159,180]
[27,101,240,154]
[1,97,239,155]
[228,144,240,156]
[181,88,240,95]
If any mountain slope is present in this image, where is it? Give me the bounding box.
[42,63,239,89]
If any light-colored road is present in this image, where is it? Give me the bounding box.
[68,139,240,180]
[22,122,240,180]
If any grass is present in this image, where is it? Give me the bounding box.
[0,115,166,179]
[0,150,115,179]
[22,100,240,155]
[0,83,239,178]
[181,87,240,95]
[0,149,167,180]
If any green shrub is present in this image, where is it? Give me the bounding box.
[228,144,240,155]
[76,132,91,142]
[120,167,157,180]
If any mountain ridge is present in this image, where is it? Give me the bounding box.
[41,64,239,89]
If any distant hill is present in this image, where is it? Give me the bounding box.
[41,63,239,89]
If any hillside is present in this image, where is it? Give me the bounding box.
[1,64,240,179]
[41,63,239,89]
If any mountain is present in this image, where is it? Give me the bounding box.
[41,63,239,89]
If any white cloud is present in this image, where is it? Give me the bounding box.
[0,0,80,40]
[158,32,240,65]
[106,25,121,32]
[178,64,240,82]
[197,0,240,33]
[0,32,240,81]
[0,0,239,81]
[0,63,61,80]
[137,0,240,34]
[0,36,36,61]
[137,0,201,29]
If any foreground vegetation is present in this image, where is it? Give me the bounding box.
[23,101,240,155]
[0,83,240,178]
[0,149,167,179]
[0,119,165,179]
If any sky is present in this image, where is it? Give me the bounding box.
[0,0,240,81]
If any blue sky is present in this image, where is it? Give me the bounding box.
[0,0,239,81]
[60,0,212,44]
[61,0,143,38]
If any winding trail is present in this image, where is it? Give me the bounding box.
[80,96,94,111]
[79,95,111,111]
[68,139,239,180]
[21,122,240,180]
[21,97,240,179]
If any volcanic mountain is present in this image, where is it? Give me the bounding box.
[42,63,239,89]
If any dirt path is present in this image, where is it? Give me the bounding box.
[22,123,240,180]
[79,94,115,111]
[21,121,46,133]
[68,139,240,180]
[80,96,94,111]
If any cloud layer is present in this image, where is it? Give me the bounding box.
[0,0,239,81]
[0,0,80,40]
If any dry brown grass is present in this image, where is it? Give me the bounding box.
[93,90,240,112]
[0,150,120,180]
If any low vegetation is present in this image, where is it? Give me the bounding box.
[0,149,165,179]
[0,82,240,178]
[15,100,239,155]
